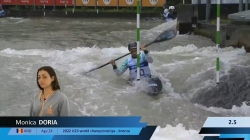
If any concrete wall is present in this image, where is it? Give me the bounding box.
[176,4,195,34]
[194,23,250,52]
[177,4,244,22]
[177,4,194,23]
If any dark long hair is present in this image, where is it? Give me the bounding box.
[36,66,60,91]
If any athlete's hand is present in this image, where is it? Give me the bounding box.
[140,45,147,51]
[110,59,116,66]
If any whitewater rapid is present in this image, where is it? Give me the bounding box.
[0,18,250,140]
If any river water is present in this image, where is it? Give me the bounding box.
[0,17,250,140]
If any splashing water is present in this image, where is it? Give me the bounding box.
[0,18,249,140]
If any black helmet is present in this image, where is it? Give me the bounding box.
[128,42,137,50]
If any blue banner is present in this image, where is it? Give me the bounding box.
[0,116,146,127]
[0,127,156,140]
[8,127,142,135]
[0,116,156,140]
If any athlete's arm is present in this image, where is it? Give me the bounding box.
[112,59,128,76]
[0,11,5,16]
[168,13,176,19]
[163,9,168,17]
[142,50,153,63]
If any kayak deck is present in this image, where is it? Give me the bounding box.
[127,77,163,96]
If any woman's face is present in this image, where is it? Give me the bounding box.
[38,70,54,89]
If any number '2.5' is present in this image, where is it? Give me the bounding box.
[229,120,236,124]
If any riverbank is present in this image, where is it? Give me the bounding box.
[193,22,250,53]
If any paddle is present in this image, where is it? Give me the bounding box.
[83,29,177,75]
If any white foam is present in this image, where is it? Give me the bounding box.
[9,17,23,20]
[0,43,247,83]
[1,43,247,78]
[151,44,198,55]
[195,102,250,116]
[1,17,249,140]
[150,124,203,140]
[0,38,249,140]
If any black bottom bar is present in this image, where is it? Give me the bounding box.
[203,136,244,140]
[199,128,250,134]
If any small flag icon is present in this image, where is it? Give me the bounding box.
[16,128,23,134]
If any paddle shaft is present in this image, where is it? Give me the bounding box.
[83,29,177,75]
[111,41,154,61]
[87,41,156,73]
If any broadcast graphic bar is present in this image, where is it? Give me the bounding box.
[199,117,250,140]
[0,116,146,127]
[7,127,142,135]
[202,117,250,128]
[0,116,157,140]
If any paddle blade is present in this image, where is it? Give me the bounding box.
[83,68,95,75]
[154,29,177,43]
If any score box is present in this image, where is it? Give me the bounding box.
[202,117,248,128]
[199,117,250,140]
